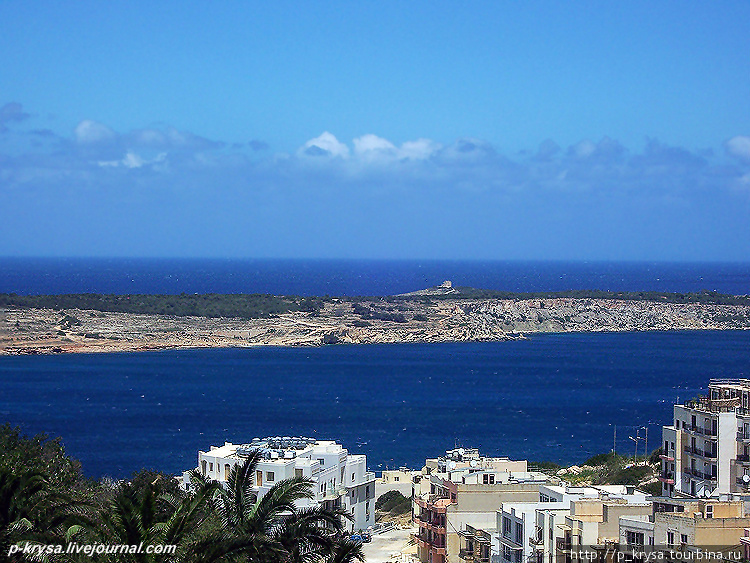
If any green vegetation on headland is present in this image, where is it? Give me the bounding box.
[531,449,664,497]
[0,293,325,319]
[403,287,750,305]
[0,423,364,563]
[1,288,747,320]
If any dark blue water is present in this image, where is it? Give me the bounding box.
[1,331,749,479]
[1,258,749,296]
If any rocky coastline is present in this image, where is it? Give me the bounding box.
[2,295,749,355]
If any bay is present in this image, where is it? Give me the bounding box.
[1,330,749,479]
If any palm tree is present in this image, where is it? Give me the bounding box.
[77,473,220,563]
[0,468,47,558]
[190,451,352,563]
[0,466,87,561]
[326,539,365,563]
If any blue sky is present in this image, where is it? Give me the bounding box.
[1,1,749,260]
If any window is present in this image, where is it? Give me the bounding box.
[681,534,688,544]
[503,545,512,562]
[318,458,325,466]
[705,505,713,519]
[626,531,644,546]
[394,476,399,481]
[503,516,511,538]
[209,462,213,472]
[483,473,495,484]
[352,473,355,482]
[295,469,303,478]
[667,531,675,548]
[366,485,370,497]
[266,471,275,482]
[515,522,523,545]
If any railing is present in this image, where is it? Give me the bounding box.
[698,396,741,413]
[658,472,675,484]
[529,526,543,546]
[556,538,571,551]
[684,467,717,481]
[738,431,750,442]
[684,445,717,459]
[690,425,718,437]
[459,548,475,562]
[459,549,490,563]
[414,533,446,548]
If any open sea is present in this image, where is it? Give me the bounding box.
[1,258,750,479]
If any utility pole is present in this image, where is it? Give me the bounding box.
[614,426,616,456]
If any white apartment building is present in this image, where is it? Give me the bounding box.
[660,379,750,498]
[183,436,376,532]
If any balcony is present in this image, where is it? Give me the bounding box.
[684,467,717,481]
[413,531,446,551]
[660,454,675,462]
[414,494,450,512]
[459,549,475,562]
[556,538,572,552]
[684,445,717,460]
[738,431,750,443]
[689,425,718,437]
[459,549,490,563]
[529,526,543,546]
[658,472,675,485]
[695,396,741,413]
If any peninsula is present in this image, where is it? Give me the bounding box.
[1,284,749,355]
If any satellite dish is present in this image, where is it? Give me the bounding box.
[470,460,478,468]
[458,448,465,456]
[448,461,457,470]
[742,474,749,483]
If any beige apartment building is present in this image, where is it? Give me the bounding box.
[621,497,750,558]
[413,448,554,563]
[553,496,652,561]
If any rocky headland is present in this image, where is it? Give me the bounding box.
[2,287,749,355]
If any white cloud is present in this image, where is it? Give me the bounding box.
[570,139,596,159]
[353,134,397,159]
[399,138,441,160]
[726,136,750,162]
[300,131,350,158]
[98,151,166,169]
[75,120,116,144]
